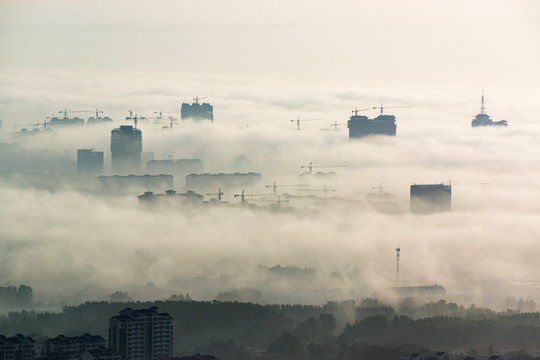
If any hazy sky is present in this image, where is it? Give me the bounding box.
[0,0,540,306]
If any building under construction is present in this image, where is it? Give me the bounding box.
[410,183,451,214]
[181,98,213,122]
[110,125,142,174]
[347,113,396,138]
[95,174,173,194]
[472,91,508,127]
[48,116,85,127]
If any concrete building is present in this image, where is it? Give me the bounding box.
[110,125,142,175]
[410,183,451,214]
[347,113,396,138]
[146,159,204,179]
[138,190,204,205]
[181,99,213,122]
[77,149,104,175]
[80,349,120,360]
[42,334,106,357]
[87,116,113,126]
[48,116,85,127]
[0,334,35,360]
[471,91,508,127]
[185,172,261,191]
[109,307,173,360]
[95,175,173,194]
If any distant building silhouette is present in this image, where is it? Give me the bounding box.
[185,172,261,191]
[471,91,508,127]
[0,334,35,360]
[95,175,173,194]
[146,159,204,179]
[109,307,173,360]
[347,113,397,138]
[181,98,213,122]
[110,125,142,174]
[42,334,106,357]
[87,116,113,126]
[48,116,85,127]
[410,184,451,214]
[77,149,104,175]
[138,190,204,205]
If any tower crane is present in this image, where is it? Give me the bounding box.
[351,107,371,116]
[300,162,347,174]
[330,121,345,130]
[265,181,309,195]
[58,108,96,118]
[154,110,179,129]
[290,117,323,130]
[250,196,289,209]
[299,185,335,196]
[372,105,412,115]
[234,190,273,203]
[193,96,208,104]
[206,188,224,202]
[125,109,141,129]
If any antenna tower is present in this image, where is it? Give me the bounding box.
[481,90,485,114]
[396,247,401,284]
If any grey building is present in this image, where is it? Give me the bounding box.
[95,175,173,194]
[109,307,173,360]
[77,149,104,175]
[347,114,396,138]
[410,183,451,214]
[0,334,35,360]
[48,116,85,127]
[471,91,508,127]
[181,99,213,122]
[41,334,106,357]
[110,126,142,175]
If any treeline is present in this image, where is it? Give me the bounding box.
[1,298,540,359]
[0,285,33,308]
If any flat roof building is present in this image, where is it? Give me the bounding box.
[348,114,396,138]
[77,149,104,175]
[181,98,213,122]
[109,307,172,360]
[110,125,142,175]
[410,183,451,214]
[185,172,261,191]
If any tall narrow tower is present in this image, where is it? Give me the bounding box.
[480,89,485,114]
[110,125,142,174]
[396,247,401,284]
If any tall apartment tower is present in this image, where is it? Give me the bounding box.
[410,183,451,214]
[77,149,104,175]
[110,125,142,175]
[109,307,173,360]
[181,98,213,122]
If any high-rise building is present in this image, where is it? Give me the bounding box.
[347,114,396,138]
[471,91,508,127]
[0,334,35,360]
[410,183,451,214]
[109,307,173,360]
[181,98,213,122]
[110,125,142,175]
[77,149,104,175]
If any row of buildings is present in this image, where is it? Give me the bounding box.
[0,307,173,360]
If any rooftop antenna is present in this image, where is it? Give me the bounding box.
[396,247,401,285]
[480,89,485,115]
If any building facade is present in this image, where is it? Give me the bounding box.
[109,307,173,360]
[77,149,104,175]
[110,126,142,175]
[347,114,397,138]
[42,334,106,357]
[410,184,451,214]
[180,102,213,122]
[185,172,261,191]
[0,334,35,360]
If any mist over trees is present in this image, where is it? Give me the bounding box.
[2,296,540,359]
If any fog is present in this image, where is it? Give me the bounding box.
[1,1,540,310]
